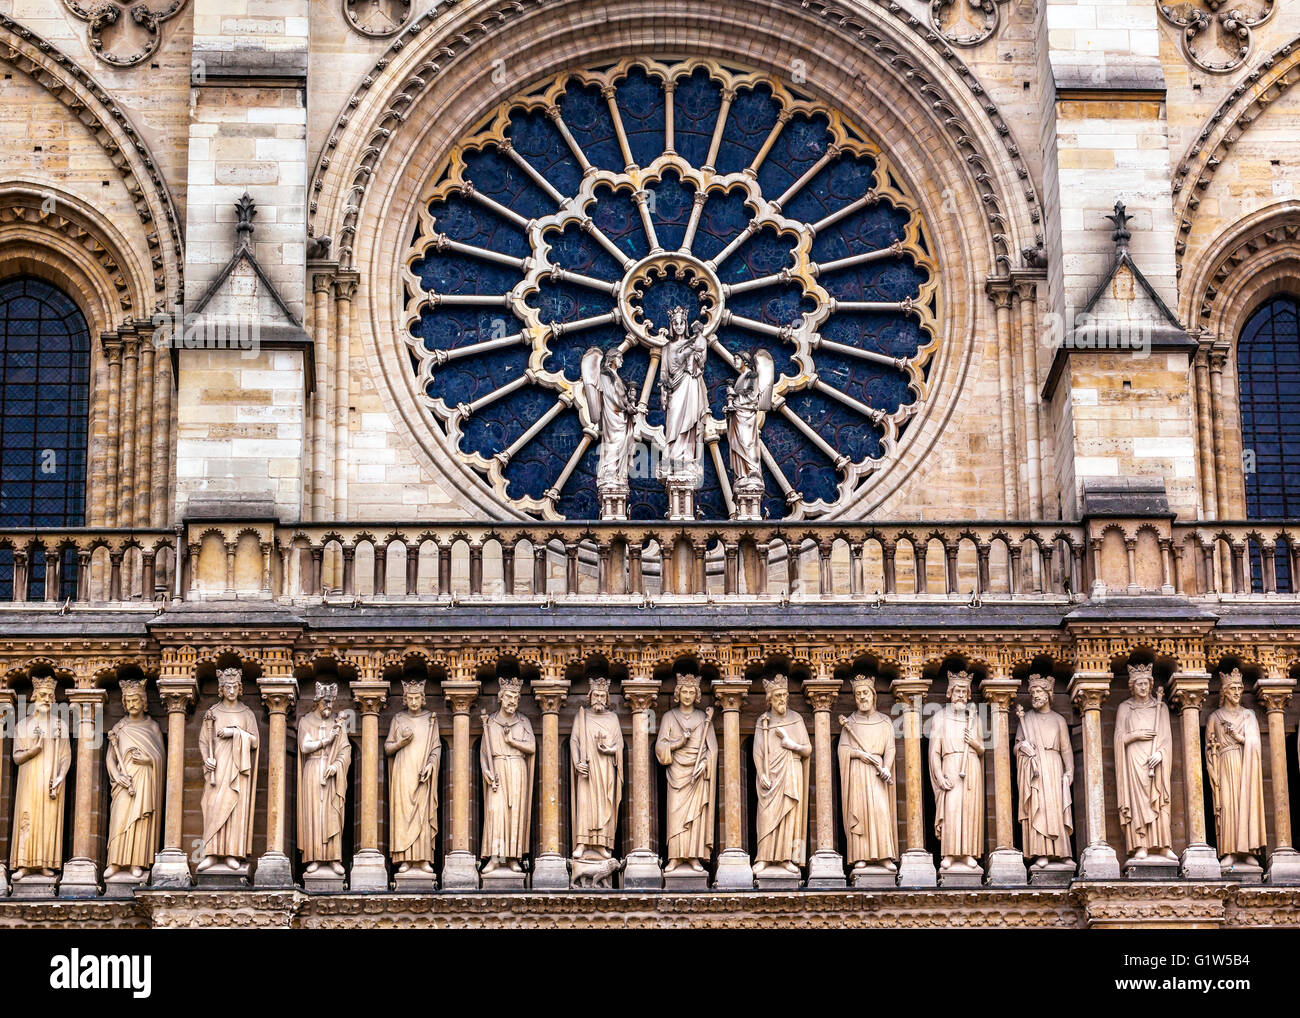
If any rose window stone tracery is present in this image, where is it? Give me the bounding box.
[403,59,939,521]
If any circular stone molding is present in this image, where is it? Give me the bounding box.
[401,56,940,521]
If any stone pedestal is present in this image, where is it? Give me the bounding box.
[806,850,847,889]
[1027,860,1076,887]
[598,484,629,521]
[733,479,763,522]
[303,867,348,893]
[663,475,698,521]
[253,850,294,889]
[714,848,756,890]
[349,848,389,892]
[621,850,664,891]
[1265,847,1300,885]
[57,858,100,898]
[1124,856,1180,881]
[531,853,570,890]
[103,870,150,899]
[1220,856,1264,885]
[195,862,251,889]
[480,867,528,891]
[938,861,983,888]
[1077,842,1122,880]
[663,867,710,891]
[393,865,437,893]
[984,847,1028,886]
[754,867,802,891]
[441,850,480,891]
[1180,843,1222,880]
[149,848,194,889]
[897,848,937,888]
[850,863,899,889]
[9,873,58,899]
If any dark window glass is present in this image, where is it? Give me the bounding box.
[0,277,90,599]
[1239,295,1300,593]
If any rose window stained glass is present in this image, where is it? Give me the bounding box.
[403,59,939,521]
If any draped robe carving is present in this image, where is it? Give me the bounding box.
[106,716,164,870]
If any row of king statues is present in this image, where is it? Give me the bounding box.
[3,664,1272,890]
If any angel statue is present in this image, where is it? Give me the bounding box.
[657,305,709,481]
[726,349,774,491]
[581,347,638,491]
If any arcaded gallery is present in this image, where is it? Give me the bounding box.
[0,0,1298,930]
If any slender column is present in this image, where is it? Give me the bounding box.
[0,685,13,891]
[891,675,936,886]
[1193,348,1218,520]
[349,679,390,891]
[1068,675,1122,879]
[622,676,664,889]
[89,336,110,526]
[1015,278,1046,517]
[1169,673,1220,878]
[104,339,123,527]
[980,676,1026,885]
[803,678,846,888]
[151,678,196,888]
[441,679,481,889]
[254,680,297,887]
[530,676,571,890]
[1256,678,1300,883]
[120,336,139,527]
[332,275,358,518]
[1208,351,1230,519]
[150,340,171,527]
[987,283,1021,517]
[711,675,754,889]
[311,271,334,520]
[136,335,155,525]
[59,685,109,897]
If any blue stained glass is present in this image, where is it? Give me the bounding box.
[411,62,934,521]
[1240,295,1300,592]
[0,276,89,599]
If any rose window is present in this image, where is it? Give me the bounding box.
[403,58,939,520]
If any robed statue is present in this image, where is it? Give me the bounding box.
[385,679,441,875]
[725,349,774,489]
[297,682,351,876]
[570,677,624,863]
[655,674,716,875]
[658,304,708,480]
[581,347,638,491]
[1014,674,1073,867]
[1113,663,1176,862]
[837,675,897,872]
[198,667,260,873]
[753,674,811,876]
[104,679,164,880]
[9,676,71,880]
[929,670,984,871]
[480,677,535,874]
[1206,669,1266,868]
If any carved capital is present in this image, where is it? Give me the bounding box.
[978,676,1020,711]
[801,679,842,713]
[889,677,931,711]
[1168,673,1211,712]
[620,678,660,714]
[441,680,481,715]
[531,679,570,715]
[157,679,196,715]
[1068,675,1112,715]
[1255,677,1295,715]
[258,680,298,717]
[710,679,749,713]
[348,680,389,716]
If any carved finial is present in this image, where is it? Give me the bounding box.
[235,192,257,245]
[1106,200,1132,254]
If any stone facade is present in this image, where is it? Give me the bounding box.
[1,0,1300,928]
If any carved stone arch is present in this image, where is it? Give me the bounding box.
[0,15,184,305]
[1173,37,1300,274]
[309,0,1039,522]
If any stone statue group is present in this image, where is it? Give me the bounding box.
[6,662,1269,889]
[581,305,773,518]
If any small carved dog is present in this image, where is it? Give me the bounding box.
[569,856,624,889]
